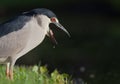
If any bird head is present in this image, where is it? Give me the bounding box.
[25,8,70,45]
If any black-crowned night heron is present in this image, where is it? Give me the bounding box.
[0,8,70,79]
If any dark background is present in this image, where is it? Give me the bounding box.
[0,0,120,84]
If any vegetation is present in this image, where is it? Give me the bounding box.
[0,65,72,84]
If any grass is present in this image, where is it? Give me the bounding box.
[0,65,73,84]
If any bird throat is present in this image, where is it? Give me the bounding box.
[48,29,58,47]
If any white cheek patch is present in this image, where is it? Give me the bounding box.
[36,15,51,35]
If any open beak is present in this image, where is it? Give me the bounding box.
[48,21,70,46]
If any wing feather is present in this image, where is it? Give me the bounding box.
[0,15,31,57]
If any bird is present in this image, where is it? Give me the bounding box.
[0,8,70,80]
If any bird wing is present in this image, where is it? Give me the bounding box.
[0,15,31,57]
[0,15,31,37]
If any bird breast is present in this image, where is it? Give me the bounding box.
[13,17,47,59]
[0,17,46,61]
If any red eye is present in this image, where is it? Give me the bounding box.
[51,18,56,22]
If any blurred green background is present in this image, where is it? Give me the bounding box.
[0,0,120,84]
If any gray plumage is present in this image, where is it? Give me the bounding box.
[0,16,29,59]
[0,15,31,37]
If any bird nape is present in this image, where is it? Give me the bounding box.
[0,8,70,80]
